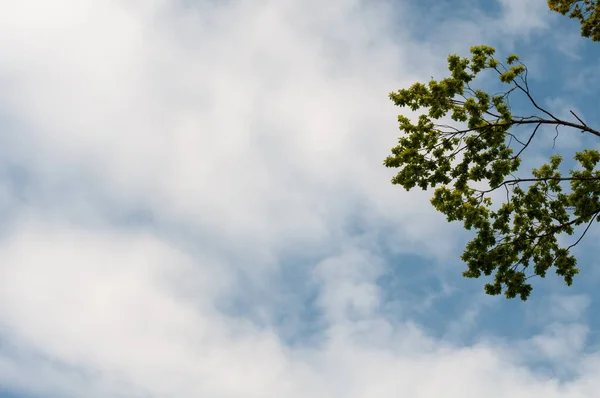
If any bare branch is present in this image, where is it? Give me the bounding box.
[566,209,600,251]
[514,122,542,159]
[553,124,560,149]
[570,110,588,127]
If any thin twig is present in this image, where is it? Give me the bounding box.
[570,110,588,127]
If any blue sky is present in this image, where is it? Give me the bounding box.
[0,0,599,397]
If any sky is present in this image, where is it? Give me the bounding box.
[0,0,599,397]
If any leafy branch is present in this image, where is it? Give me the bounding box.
[548,0,600,41]
[385,45,600,300]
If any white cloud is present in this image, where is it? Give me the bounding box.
[530,323,588,362]
[496,0,551,36]
[0,0,462,261]
[546,295,590,323]
[0,0,597,397]
[0,219,598,398]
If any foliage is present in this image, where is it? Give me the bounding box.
[384,45,600,300]
[548,0,600,41]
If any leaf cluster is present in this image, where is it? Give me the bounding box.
[548,0,600,41]
[385,46,600,300]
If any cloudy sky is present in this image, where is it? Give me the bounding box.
[0,0,599,397]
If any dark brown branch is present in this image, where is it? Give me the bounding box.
[570,110,588,128]
[567,210,599,250]
[514,122,542,159]
[432,118,600,139]
[510,66,561,123]
[478,176,600,195]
